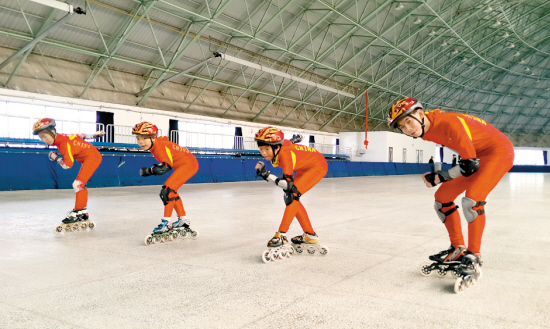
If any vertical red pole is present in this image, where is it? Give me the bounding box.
[364,90,369,149]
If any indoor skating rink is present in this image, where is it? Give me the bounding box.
[0,173,548,329]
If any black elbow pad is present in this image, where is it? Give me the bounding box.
[459,159,480,177]
[151,163,172,175]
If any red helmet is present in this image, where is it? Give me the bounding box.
[132,122,158,136]
[254,127,284,145]
[388,98,423,129]
[33,118,56,135]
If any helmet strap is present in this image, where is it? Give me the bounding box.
[271,145,281,165]
[406,114,425,139]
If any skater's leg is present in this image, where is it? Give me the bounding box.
[164,165,197,223]
[74,155,102,210]
[282,167,327,234]
[434,179,467,247]
[463,156,513,254]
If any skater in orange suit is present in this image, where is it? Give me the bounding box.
[33,118,104,230]
[388,98,514,287]
[254,127,328,254]
[133,122,199,244]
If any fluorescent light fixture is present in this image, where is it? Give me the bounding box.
[514,51,520,56]
[395,3,404,11]
[519,59,525,64]
[452,49,459,54]
[502,32,509,38]
[440,41,448,47]
[413,18,422,24]
[525,67,530,71]
[220,53,355,98]
[492,19,501,27]
[484,5,493,13]
[29,0,73,13]
[429,30,436,36]
[507,43,515,48]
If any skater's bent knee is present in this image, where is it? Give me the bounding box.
[462,197,486,223]
[72,180,87,192]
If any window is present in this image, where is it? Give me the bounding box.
[389,147,393,162]
[403,148,407,163]
[0,102,96,139]
[177,121,237,148]
[514,149,545,165]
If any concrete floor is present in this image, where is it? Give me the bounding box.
[0,173,549,329]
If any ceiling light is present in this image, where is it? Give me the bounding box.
[492,19,501,27]
[452,49,459,54]
[395,3,404,10]
[536,79,540,83]
[413,18,422,24]
[462,57,468,62]
[545,87,550,91]
[514,51,520,56]
[519,59,525,64]
[502,32,510,38]
[507,43,515,48]
[219,53,355,98]
[525,67,530,71]
[484,5,493,13]
[441,41,448,47]
[429,30,437,36]
[29,0,73,12]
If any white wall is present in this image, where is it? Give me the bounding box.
[340,131,436,163]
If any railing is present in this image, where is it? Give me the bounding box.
[105,124,162,144]
[243,137,350,156]
[170,130,243,149]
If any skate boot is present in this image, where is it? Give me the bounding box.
[144,219,174,245]
[262,232,295,263]
[171,216,199,240]
[55,209,95,233]
[291,232,329,256]
[420,245,466,277]
[454,251,483,294]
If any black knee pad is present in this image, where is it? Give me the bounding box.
[159,185,180,205]
[283,185,302,206]
[434,201,459,223]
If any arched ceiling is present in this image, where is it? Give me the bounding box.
[1,0,550,146]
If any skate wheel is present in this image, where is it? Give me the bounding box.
[262,250,271,263]
[476,266,483,280]
[180,230,188,239]
[420,262,433,276]
[280,248,288,258]
[72,223,81,231]
[88,222,95,229]
[153,236,160,244]
[295,244,303,254]
[55,225,63,233]
[171,232,179,240]
[451,268,461,278]
[306,245,316,254]
[319,246,329,256]
[270,249,280,261]
[454,277,465,294]
[436,268,448,277]
[144,235,153,246]
[81,222,88,230]
[64,225,72,232]
[191,230,199,240]
[287,245,295,257]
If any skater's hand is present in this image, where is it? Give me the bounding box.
[422,172,440,187]
[255,161,270,180]
[93,131,106,137]
[48,151,61,162]
[140,167,153,177]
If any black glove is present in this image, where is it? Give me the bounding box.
[140,167,153,177]
[255,161,270,180]
[424,172,445,187]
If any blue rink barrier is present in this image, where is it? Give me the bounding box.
[0,150,543,191]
